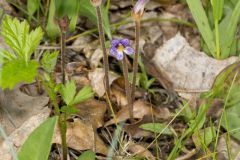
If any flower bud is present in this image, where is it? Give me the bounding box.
[58,16,70,33]
[132,0,149,20]
[90,0,102,7]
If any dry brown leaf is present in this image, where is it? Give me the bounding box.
[0,89,49,135]
[151,33,239,99]
[0,107,51,160]
[124,115,156,138]
[105,100,171,126]
[88,68,120,97]
[111,85,128,107]
[75,99,107,128]
[128,142,155,160]
[53,118,108,155]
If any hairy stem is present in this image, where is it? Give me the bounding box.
[60,30,66,84]
[122,54,133,121]
[95,6,110,98]
[131,20,140,106]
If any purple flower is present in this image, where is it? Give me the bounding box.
[110,38,134,60]
[133,0,149,16]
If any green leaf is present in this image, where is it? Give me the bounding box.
[18,116,58,160]
[1,16,43,63]
[186,0,216,57]
[27,0,40,19]
[0,59,39,89]
[61,105,78,114]
[139,123,173,135]
[192,127,216,149]
[41,51,59,73]
[46,0,60,38]
[211,0,224,21]
[71,85,94,105]
[61,80,76,105]
[79,0,112,40]
[220,0,240,58]
[78,150,96,160]
[222,104,240,140]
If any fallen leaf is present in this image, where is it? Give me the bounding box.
[75,99,107,128]
[53,118,108,155]
[128,142,155,160]
[105,100,171,126]
[88,68,120,97]
[217,135,240,160]
[0,89,49,135]
[0,107,51,160]
[124,116,157,138]
[150,33,239,99]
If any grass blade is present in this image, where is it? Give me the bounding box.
[186,0,216,57]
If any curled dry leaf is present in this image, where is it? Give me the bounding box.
[105,100,171,126]
[53,118,108,155]
[0,107,51,160]
[150,33,239,99]
[0,89,49,135]
[75,99,107,128]
[128,142,155,160]
[88,68,120,97]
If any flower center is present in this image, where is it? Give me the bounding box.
[117,44,124,52]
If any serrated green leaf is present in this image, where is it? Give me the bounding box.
[18,116,58,160]
[186,0,216,57]
[78,150,95,160]
[61,80,76,105]
[41,51,59,73]
[79,0,112,40]
[0,59,39,89]
[1,16,43,62]
[139,123,173,135]
[71,85,94,105]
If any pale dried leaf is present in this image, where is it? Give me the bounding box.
[0,107,51,160]
[217,136,240,160]
[88,68,120,97]
[0,89,49,135]
[151,33,239,99]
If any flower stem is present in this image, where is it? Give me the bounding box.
[95,6,110,99]
[122,54,133,121]
[60,30,66,84]
[131,20,140,107]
